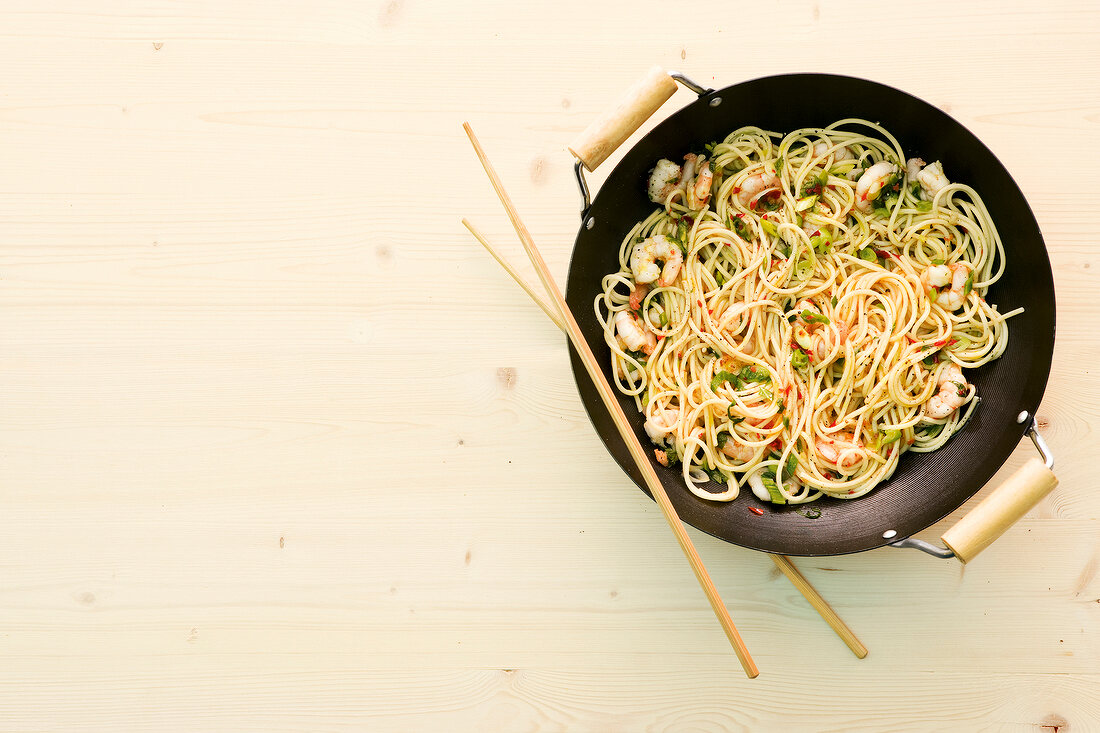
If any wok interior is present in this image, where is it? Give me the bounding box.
[565,74,1055,556]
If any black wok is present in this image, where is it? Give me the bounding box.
[564,72,1056,557]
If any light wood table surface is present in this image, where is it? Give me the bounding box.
[1,1,1097,730]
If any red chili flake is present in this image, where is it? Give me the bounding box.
[656,334,666,341]
[749,506,765,515]
[697,300,704,308]
[812,230,821,237]
[735,213,744,218]
[948,339,958,346]
[905,335,915,343]
[907,437,915,445]
[684,216,694,225]
[708,309,713,315]
[677,351,683,358]
[934,338,948,347]
[874,249,896,260]
[733,187,742,194]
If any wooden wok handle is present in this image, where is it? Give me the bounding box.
[568,66,677,171]
[940,458,1057,563]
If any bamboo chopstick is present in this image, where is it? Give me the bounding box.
[768,555,868,658]
[463,122,758,678]
[461,220,566,332]
[462,217,869,661]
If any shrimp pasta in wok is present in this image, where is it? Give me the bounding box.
[597,119,1021,506]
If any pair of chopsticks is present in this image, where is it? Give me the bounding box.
[462,123,867,676]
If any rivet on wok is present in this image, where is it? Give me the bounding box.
[709,97,722,107]
[1016,410,1029,423]
[882,529,897,539]
[585,217,595,230]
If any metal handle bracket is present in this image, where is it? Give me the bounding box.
[572,72,713,219]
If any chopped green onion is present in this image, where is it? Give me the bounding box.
[659,310,669,327]
[920,424,944,438]
[859,248,878,263]
[929,288,939,304]
[964,273,974,297]
[831,295,838,307]
[761,218,778,237]
[785,453,798,477]
[760,470,787,505]
[801,309,830,325]
[711,370,741,392]
[774,156,784,175]
[930,258,945,265]
[795,195,818,212]
[916,200,933,212]
[884,195,899,209]
[872,207,890,218]
[794,256,813,280]
[810,234,831,254]
[794,327,814,351]
[739,364,771,384]
[881,429,901,446]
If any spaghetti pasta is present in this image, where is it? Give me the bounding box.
[596,119,1021,505]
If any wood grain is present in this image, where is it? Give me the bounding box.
[0,0,1098,729]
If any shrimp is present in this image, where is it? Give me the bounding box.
[746,465,802,502]
[645,408,680,444]
[615,310,656,354]
[613,336,641,379]
[921,263,971,311]
[631,234,684,287]
[628,282,649,312]
[926,363,969,419]
[736,171,780,208]
[906,157,926,182]
[854,161,899,212]
[815,431,866,471]
[813,141,854,162]
[917,160,950,199]
[683,153,714,209]
[719,439,755,463]
[792,299,848,362]
[647,158,683,203]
